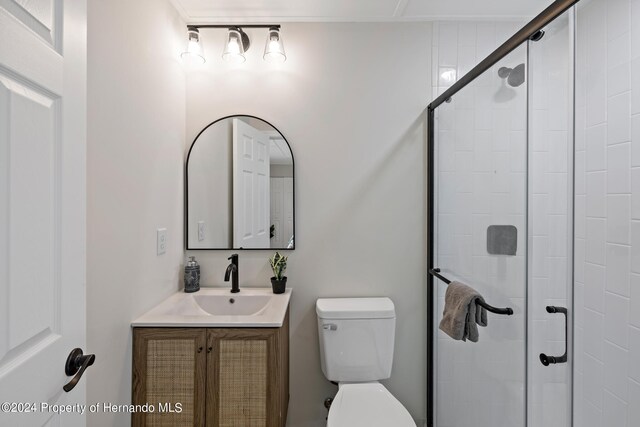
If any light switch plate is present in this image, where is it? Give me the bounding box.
[157,228,167,255]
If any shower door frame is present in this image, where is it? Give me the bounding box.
[426,0,581,426]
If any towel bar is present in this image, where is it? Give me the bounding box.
[429,268,514,316]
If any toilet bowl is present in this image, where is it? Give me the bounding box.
[316,297,416,427]
[327,382,416,427]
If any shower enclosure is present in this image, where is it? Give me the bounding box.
[427,1,578,426]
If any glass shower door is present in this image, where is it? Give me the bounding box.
[527,8,574,427]
[431,10,576,427]
[432,44,529,427]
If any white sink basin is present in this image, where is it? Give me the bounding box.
[194,294,271,316]
[131,288,291,327]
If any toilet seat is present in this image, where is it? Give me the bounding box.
[327,382,416,427]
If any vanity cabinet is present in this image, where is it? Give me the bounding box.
[132,309,289,427]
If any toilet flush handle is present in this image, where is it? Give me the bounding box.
[323,323,337,331]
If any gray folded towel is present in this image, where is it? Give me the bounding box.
[439,281,488,342]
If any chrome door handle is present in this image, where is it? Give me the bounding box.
[63,348,95,392]
[539,306,568,366]
[323,324,337,331]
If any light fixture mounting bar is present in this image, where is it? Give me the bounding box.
[187,24,281,29]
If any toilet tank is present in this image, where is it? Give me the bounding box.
[316,297,396,382]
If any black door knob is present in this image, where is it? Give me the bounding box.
[63,348,95,392]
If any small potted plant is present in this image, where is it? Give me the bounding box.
[269,252,288,294]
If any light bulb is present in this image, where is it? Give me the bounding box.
[223,28,246,63]
[263,27,286,63]
[181,27,205,65]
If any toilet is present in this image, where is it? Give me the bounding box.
[316,297,416,427]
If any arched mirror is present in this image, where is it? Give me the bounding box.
[186,115,295,250]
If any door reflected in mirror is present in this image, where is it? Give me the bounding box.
[186,116,294,249]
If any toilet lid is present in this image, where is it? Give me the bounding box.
[327,383,416,427]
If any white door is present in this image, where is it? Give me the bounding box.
[233,119,270,248]
[270,177,284,248]
[0,0,87,426]
[269,177,294,248]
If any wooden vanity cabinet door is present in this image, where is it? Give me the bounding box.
[206,328,276,427]
[132,328,207,427]
[206,327,282,427]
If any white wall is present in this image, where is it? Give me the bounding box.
[185,22,431,426]
[574,0,640,425]
[86,0,186,425]
[187,120,232,247]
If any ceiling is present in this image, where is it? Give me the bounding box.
[170,0,555,23]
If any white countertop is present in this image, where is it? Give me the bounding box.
[131,287,291,327]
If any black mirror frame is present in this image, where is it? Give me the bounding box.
[185,114,296,250]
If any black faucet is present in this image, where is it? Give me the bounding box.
[224,254,239,293]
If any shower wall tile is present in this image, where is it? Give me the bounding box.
[457,22,476,46]
[583,354,605,408]
[634,116,640,166]
[606,195,630,244]
[630,274,640,327]
[607,0,630,40]
[603,342,630,400]
[586,172,607,218]
[608,62,630,97]
[604,292,630,348]
[607,32,630,69]
[629,326,640,382]
[633,169,640,218]
[577,0,640,423]
[576,195,586,238]
[632,58,640,114]
[603,391,628,427]
[575,238,586,284]
[583,401,602,427]
[633,0,640,58]
[631,221,640,270]
[586,71,607,126]
[576,152,587,195]
[584,308,605,359]
[586,124,606,172]
[607,93,631,145]
[605,244,631,296]
[607,143,631,193]
[475,23,495,59]
[585,217,606,264]
[629,380,640,425]
[584,263,605,312]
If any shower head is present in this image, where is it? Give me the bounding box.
[498,63,526,87]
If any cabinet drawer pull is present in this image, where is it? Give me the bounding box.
[207,346,213,353]
[197,346,203,353]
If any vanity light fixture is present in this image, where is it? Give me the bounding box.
[181,24,286,64]
[181,26,205,65]
[222,27,249,64]
[263,27,286,63]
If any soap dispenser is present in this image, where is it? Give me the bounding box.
[184,256,200,293]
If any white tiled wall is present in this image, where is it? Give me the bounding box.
[574,0,640,425]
